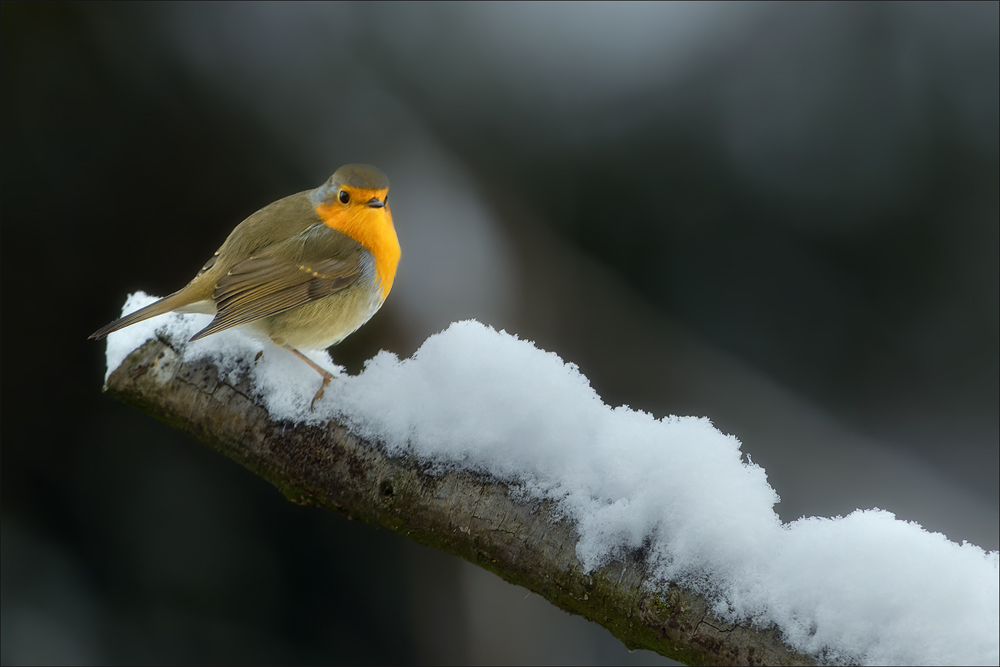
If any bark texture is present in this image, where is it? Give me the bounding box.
[104,337,815,667]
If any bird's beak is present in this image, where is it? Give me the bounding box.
[366,197,385,208]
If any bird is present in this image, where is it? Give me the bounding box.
[90,164,401,407]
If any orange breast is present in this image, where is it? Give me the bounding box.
[315,193,400,301]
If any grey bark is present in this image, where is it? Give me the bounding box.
[104,336,815,666]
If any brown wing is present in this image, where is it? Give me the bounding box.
[189,224,365,341]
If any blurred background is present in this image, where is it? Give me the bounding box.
[2,2,997,664]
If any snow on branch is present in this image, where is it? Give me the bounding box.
[100,294,998,667]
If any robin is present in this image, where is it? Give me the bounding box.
[90,164,401,407]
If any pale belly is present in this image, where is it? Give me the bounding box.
[253,279,385,350]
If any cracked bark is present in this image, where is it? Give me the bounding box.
[104,336,815,667]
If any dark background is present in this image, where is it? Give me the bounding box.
[2,3,996,664]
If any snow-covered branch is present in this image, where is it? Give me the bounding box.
[105,336,812,666]
[98,295,998,667]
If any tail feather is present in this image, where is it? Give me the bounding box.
[89,291,200,340]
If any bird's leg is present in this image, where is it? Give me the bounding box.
[281,345,334,409]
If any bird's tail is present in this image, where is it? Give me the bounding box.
[89,290,201,340]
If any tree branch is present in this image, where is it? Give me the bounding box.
[105,337,814,667]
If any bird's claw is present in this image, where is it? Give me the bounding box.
[310,376,332,411]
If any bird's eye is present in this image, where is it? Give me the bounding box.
[384,195,389,206]
[338,190,350,204]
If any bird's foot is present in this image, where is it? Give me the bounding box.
[310,376,332,411]
[277,344,336,411]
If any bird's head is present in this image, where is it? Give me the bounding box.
[311,164,390,215]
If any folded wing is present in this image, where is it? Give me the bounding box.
[189,224,364,341]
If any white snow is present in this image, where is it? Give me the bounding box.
[104,293,999,666]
